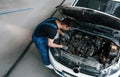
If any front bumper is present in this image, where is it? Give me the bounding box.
[49,50,93,77]
[49,50,120,77]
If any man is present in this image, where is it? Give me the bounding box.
[32,17,72,69]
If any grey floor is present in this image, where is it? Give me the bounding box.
[0,0,74,77]
[9,43,60,77]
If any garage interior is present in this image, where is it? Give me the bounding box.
[0,0,120,77]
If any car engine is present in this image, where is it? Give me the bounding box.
[54,29,119,71]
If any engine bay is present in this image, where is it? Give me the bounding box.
[54,28,119,70]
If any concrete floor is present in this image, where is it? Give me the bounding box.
[9,43,60,77]
[0,0,75,77]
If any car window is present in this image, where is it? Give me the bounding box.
[75,0,120,18]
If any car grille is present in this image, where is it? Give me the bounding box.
[79,64,100,77]
[56,69,77,77]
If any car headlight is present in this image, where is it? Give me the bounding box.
[100,63,120,77]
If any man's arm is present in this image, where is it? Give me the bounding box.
[57,29,70,40]
[48,38,63,48]
[57,29,64,36]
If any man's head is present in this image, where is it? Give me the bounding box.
[59,17,73,30]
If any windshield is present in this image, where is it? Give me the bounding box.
[75,0,120,18]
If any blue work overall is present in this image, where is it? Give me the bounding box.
[32,17,58,65]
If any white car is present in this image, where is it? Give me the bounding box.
[49,6,120,77]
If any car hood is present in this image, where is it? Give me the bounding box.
[57,6,120,30]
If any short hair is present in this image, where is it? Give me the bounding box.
[61,17,73,27]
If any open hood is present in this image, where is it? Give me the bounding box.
[49,5,120,77]
[57,6,120,30]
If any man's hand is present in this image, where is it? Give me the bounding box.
[62,45,68,51]
[63,33,70,40]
